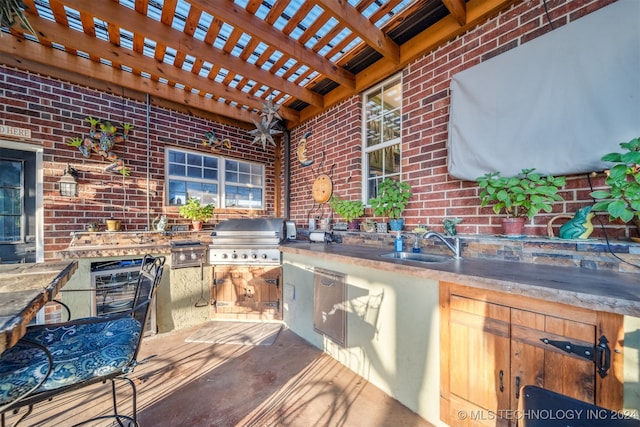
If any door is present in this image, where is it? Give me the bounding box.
[0,149,36,263]
[211,265,282,320]
[511,308,596,410]
[448,294,511,427]
[441,282,623,427]
[313,268,346,346]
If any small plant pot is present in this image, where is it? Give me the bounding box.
[376,222,388,233]
[389,218,404,231]
[192,221,203,231]
[106,219,121,232]
[361,222,376,233]
[347,220,360,231]
[501,217,525,236]
[85,223,100,232]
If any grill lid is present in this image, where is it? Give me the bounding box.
[211,218,285,240]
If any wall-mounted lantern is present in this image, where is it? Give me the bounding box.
[58,164,78,197]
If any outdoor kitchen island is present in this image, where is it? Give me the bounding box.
[58,230,213,334]
[280,240,640,427]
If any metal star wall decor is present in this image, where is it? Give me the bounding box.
[249,117,280,150]
[260,99,282,124]
[248,99,283,150]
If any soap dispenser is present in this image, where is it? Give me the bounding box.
[394,233,404,252]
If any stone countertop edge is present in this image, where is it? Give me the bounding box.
[59,244,172,258]
[280,243,640,317]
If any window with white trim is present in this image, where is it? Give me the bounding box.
[166,148,264,209]
[363,75,402,200]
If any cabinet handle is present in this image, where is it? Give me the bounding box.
[499,370,504,392]
[321,279,336,287]
[515,376,520,399]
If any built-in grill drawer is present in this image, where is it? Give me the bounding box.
[313,268,346,346]
[170,240,208,268]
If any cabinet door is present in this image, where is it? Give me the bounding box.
[211,266,282,319]
[441,281,624,427]
[511,308,596,411]
[448,294,511,426]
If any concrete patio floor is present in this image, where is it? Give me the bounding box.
[3,323,434,426]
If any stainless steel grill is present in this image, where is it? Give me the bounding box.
[170,240,208,268]
[209,218,285,266]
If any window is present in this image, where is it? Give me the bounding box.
[224,159,264,208]
[0,159,23,242]
[166,148,264,209]
[363,75,402,200]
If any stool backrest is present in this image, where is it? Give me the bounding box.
[130,254,166,339]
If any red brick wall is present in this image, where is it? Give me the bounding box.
[289,0,631,239]
[1,66,277,259]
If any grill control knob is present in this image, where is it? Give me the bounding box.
[251,253,258,259]
[231,253,238,259]
[180,254,186,261]
[191,252,197,260]
[261,253,268,259]
[221,253,228,259]
[241,253,248,259]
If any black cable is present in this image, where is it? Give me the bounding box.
[542,0,554,30]
[586,173,640,270]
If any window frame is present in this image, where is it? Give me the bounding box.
[0,157,25,243]
[362,74,403,203]
[165,147,265,210]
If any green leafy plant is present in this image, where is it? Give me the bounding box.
[477,168,566,219]
[329,195,365,223]
[368,178,413,220]
[590,136,640,223]
[178,197,215,222]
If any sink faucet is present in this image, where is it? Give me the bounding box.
[422,231,461,259]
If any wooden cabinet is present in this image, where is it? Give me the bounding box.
[440,281,624,427]
[210,265,282,320]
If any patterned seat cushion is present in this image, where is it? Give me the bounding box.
[0,316,141,407]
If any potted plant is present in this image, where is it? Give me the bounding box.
[329,195,365,230]
[106,217,121,232]
[368,178,413,232]
[178,197,215,231]
[476,168,566,235]
[590,137,640,231]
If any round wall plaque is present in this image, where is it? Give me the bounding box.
[312,174,333,203]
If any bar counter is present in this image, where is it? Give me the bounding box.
[0,261,78,354]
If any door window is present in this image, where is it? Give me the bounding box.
[0,159,23,242]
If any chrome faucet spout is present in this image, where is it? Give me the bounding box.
[422,231,461,259]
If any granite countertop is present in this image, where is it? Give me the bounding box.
[0,261,78,354]
[280,242,640,317]
[59,230,213,258]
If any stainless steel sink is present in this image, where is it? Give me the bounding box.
[380,252,453,263]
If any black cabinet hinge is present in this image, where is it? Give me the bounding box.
[540,335,611,378]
